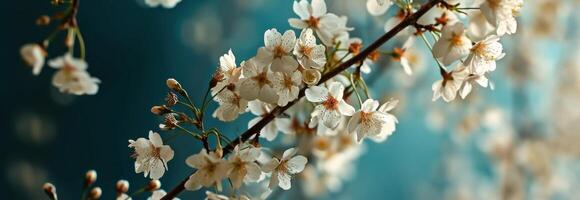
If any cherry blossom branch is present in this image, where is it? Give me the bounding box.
[161,0,442,199]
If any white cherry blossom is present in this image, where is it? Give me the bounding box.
[144,0,181,9]
[366,0,392,16]
[262,148,308,190]
[48,53,100,95]
[432,66,469,102]
[238,59,278,104]
[467,11,496,41]
[288,0,350,46]
[247,100,284,141]
[20,44,45,75]
[347,99,399,142]
[184,150,227,191]
[212,49,242,94]
[272,71,302,106]
[294,28,326,69]
[480,0,523,36]
[212,86,248,122]
[128,131,175,180]
[391,37,417,75]
[432,23,473,66]
[222,146,262,189]
[459,73,491,99]
[255,29,298,73]
[417,6,458,26]
[306,82,355,129]
[465,35,505,74]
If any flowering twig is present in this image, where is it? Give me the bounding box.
[160,0,443,198]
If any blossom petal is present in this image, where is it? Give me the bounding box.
[305,85,328,102]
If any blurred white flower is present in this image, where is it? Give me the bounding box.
[432,66,468,102]
[480,0,523,36]
[145,0,181,9]
[417,6,458,26]
[185,150,227,191]
[391,36,417,75]
[148,189,179,200]
[432,23,473,66]
[247,100,284,141]
[288,0,350,46]
[223,146,262,189]
[459,73,490,99]
[348,99,398,142]
[272,71,302,106]
[128,131,175,180]
[466,35,505,74]
[238,59,278,104]
[255,29,298,72]
[117,193,132,200]
[366,0,392,16]
[204,191,250,200]
[262,148,308,190]
[48,53,100,95]
[294,28,326,69]
[306,82,355,129]
[20,44,45,75]
[467,11,496,40]
[213,87,248,122]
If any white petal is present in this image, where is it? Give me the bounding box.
[282,148,298,160]
[277,172,292,190]
[338,100,355,116]
[311,0,327,17]
[361,99,379,112]
[305,86,328,102]
[287,155,307,174]
[328,82,345,100]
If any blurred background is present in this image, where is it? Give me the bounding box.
[2,0,580,199]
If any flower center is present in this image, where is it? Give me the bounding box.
[283,74,294,89]
[306,16,320,28]
[322,95,339,110]
[300,45,313,57]
[252,72,271,87]
[368,50,380,62]
[273,45,286,59]
[349,43,362,55]
[392,48,405,61]
[450,34,464,46]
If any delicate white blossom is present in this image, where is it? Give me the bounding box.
[366,0,392,16]
[20,44,45,75]
[459,73,492,99]
[48,53,100,95]
[347,99,399,142]
[294,29,326,69]
[272,71,302,106]
[432,66,468,102]
[144,0,181,9]
[128,131,175,180]
[185,150,227,191]
[213,87,248,122]
[222,146,262,189]
[432,23,473,66]
[255,29,298,73]
[288,0,350,46]
[238,59,278,104]
[148,189,180,200]
[247,100,283,141]
[262,148,308,190]
[212,49,242,94]
[465,35,505,74]
[480,0,523,36]
[306,82,355,129]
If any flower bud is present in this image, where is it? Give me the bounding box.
[151,105,171,115]
[166,78,182,91]
[147,180,161,191]
[43,182,58,200]
[89,187,102,199]
[165,92,178,106]
[85,170,97,187]
[36,15,51,26]
[20,43,46,76]
[302,69,321,86]
[115,180,129,194]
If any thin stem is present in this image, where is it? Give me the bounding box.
[350,73,363,107]
[175,125,202,140]
[75,27,86,59]
[161,1,442,199]
[418,32,447,75]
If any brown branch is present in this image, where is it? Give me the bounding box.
[161,0,441,199]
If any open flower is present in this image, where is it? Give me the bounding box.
[255,29,298,73]
[459,73,491,99]
[306,82,355,129]
[48,53,100,95]
[144,0,182,8]
[391,37,418,75]
[272,71,302,106]
[128,131,175,180]
[262,148,308,190]
[20,43,46,75]
[432,66,468,102]
[480,0,523,36]
[148,189,180,200]
[222,146,262,189]
[465,35,505,74]
[212,86,248,122]
[184,150,227,191]
[432,23,473,66]
[347,99,398,142]
[288,0,349,46]
[238,59,278,104]
[294,29,326,69]
[366,0,392,16]
[212,49,242,94]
